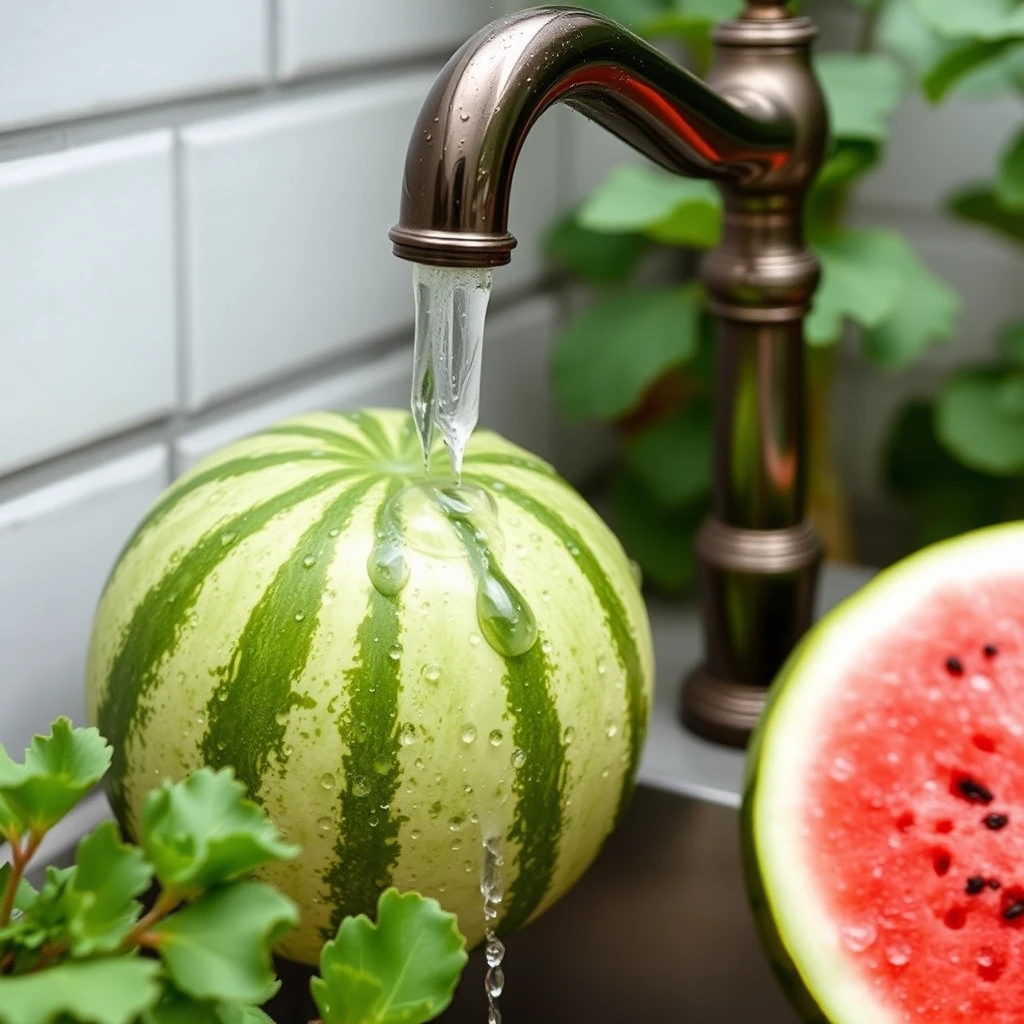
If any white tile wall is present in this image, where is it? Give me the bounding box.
[0,132,176,476]
[0,0,268,132]
[276,0,500,79]
[0,446,169,756]
[181,71,561,410]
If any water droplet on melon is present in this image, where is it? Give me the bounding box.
[414,757,425,770]
[410,828,421,840]
[829,755,855,782]
[563,726,576,745]
[368,535,410,596]
[841,923,876,952]
[328,527,340,538]
[461,724,477,744]
[422,664,441,684]
[220,531,237,546]
[373,757,392,775]
[400,723,417,746]
[451,837,463,851]
[302,554,316,568]
[317,816,331,832]
[351,777,370,798]
[511,748,526,769]
[320,773,335,790]
[885,944,911,967]
[597,657,607,676]
[388,643,402,661]
[448,815,465,832]
[469,632,482,647]
[294,610,306,622]
[489,729,503,746]
[540,639,553,655]
[283,744,293,757]
[195,712,207,727]
[606,722,618,739]
[368,816,379,827]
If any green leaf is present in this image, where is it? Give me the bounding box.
[152,881,298,1003]
[807,141,880,230]
[63,821,153,955]
[0,719,111,834]
[0,958,162,1024]
[578,166,722,247]
[937,367,1024,474]
[999,321,1024,364]
[916,0,1024,40]
[141,989,276,1024]
[883,400,1015,546]
[861,245,960,369]
[624,400,713,506]
[806,229,909,344]
[0,795,22,841]
[311,889,467,1024]
[814,53,905,143]
[997,128,1024,211]
[921,38,1021,101]
[140,767,298,891]
[609,469,704,592]
[544,214,648,284]
[312,965,386,1024]
[949,185,1024,245]
[0,864,37,914]
[552,287,702,420]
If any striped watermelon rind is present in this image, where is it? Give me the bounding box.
[86,408,654,964]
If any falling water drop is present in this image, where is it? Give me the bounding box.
[481,835,506,1024]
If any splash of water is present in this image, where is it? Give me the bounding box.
[480,834,506,1024]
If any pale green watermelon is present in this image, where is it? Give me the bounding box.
[86,408,654,964]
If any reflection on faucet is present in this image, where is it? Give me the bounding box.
[390,2,829,748]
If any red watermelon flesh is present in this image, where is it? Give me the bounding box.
[745,527,1024,1024]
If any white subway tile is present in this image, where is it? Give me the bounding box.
[0,133,176,476]
[0,446,169,757]
[182,73,562,410]
[276,0,498,79]
[175,346,415,471]
[0,0,268,131]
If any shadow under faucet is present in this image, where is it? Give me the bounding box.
[390,1,830,748]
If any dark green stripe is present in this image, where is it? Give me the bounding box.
[104,453,350,592]
[338,411,395,458]
[461,452,557,476]
[322,481,406,935]
[199,475,381,798]
[496,640,565,934]
[447,516,565,935]
[96,470,355,828]
[468,476,649,825]
[259,424,374,459]
[396,414,423,461]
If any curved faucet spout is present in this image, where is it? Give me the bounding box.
[389,5,795,268]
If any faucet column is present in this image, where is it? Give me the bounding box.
[681,5,828,747]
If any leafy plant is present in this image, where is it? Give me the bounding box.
[881,0,1024,546]
[544,0,961,589]
[0,719,467,1024]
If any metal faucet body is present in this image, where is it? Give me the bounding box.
[391,1,829,747]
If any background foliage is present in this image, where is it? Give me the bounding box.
[544,0,1024,588]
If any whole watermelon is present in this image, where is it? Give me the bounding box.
[85,408,654,963]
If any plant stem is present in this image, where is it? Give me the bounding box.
[857,1,882,54]
[0,832,41,930]
[120,888,182,950]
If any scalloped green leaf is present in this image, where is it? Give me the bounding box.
[152,881,298,1003]
[623,400,713,506]
[922,37,1021,101]
[861,245,959,369]
[141,990,276,1024]
[0,958,161,1024]
[999,321,1024,364]
[949,185,1024,244]
[552,287,701,421]
[917,0,1024,40]
[0,719,111,834]
[311,890,467,1024]
[937,367,1024,474]
[140,768,298,891]
[814,53,905,142]
[63,820,153,956]
[578,166,722,247]
[544,214,648,284]
[806,229,909,344]
[0,794,22,840]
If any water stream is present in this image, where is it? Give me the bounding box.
[481,834,506,1024]
[411,264,493,478]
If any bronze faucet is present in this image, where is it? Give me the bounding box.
[389,0,829,748]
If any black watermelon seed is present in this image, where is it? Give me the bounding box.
[984,644,999,658]
[954,775,995,805]
[967,876,987,895]
[985,813,1009,831]
[1002,901,1024,921]
[990,879,1002,890]
[946,656,965,676]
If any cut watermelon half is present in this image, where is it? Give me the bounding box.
[743,523,1024,1023]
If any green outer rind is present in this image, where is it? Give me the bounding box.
[740,520,1024,1024]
